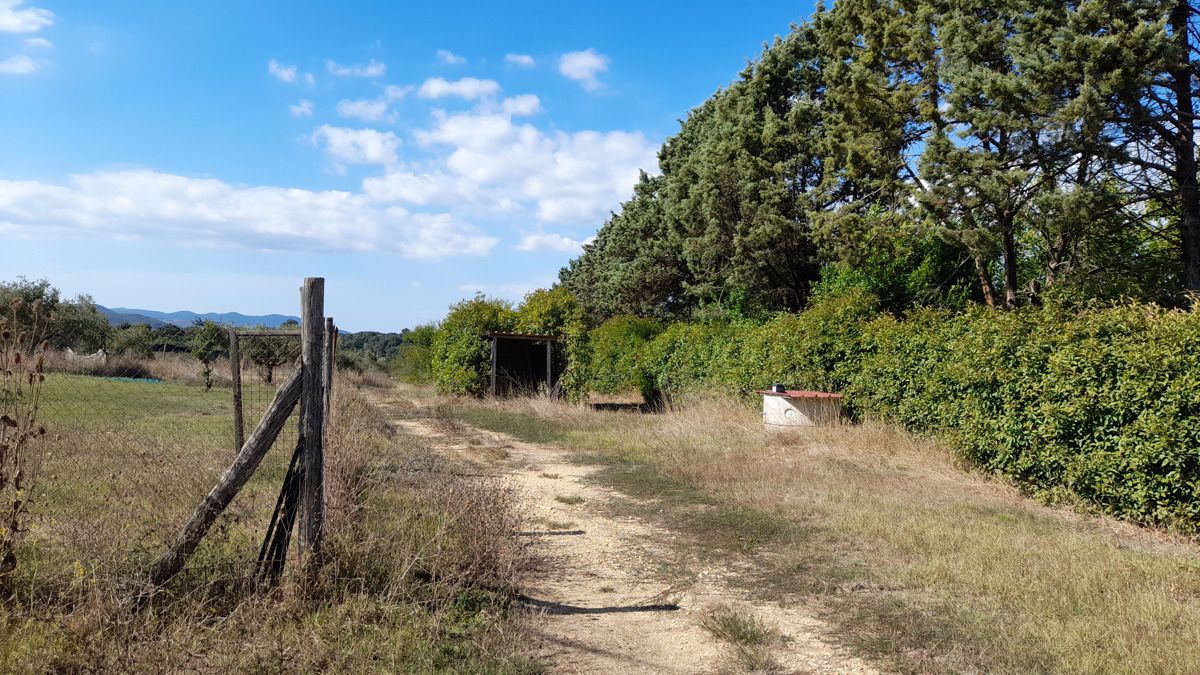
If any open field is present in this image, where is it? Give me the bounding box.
[444,390,1200,674]
[3,371,534,672]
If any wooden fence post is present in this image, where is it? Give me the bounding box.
[490,336,497,396]
[323,317,335,422]
[300,278,326,566]
[229,330,244,454]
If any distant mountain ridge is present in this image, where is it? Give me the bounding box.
[98,305,300,328]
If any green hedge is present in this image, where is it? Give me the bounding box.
[587,294,1200,530]
[585,316,662,398]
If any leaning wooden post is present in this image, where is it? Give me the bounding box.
[545,339,553,397]
[229,329,244,454]
[300,278,326,566]
[148,363,302,587]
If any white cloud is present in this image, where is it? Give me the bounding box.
[290,99,314,118]
[501,94,541,116]
[456,280,549,301]
[0,0,53,33]
[515,232,589,253]
[418,77,501,100]
[326,59,386,78]
[336,98,389,122]
[505,53,535,68]
[384,84,412,100]
[0,169,497,259]
[0,53,37,75]
[558,49,609,91]
[304,72,315,86]
[267,59,297,83]
[22,36,50,48]
[436,49,466,65]
[312,125,401,166]
[369,110,657,225]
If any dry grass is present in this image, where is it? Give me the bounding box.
[2,371,536,672]
[450,392,1200,674]
[701,604,783,673]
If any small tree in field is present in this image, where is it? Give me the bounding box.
[242,321,299,384]
[190,320,226,391]
[0,298,49,594]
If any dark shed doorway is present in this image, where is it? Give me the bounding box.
[485,332,558,397]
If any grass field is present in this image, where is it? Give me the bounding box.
[3,371,535,672]
[448,393,1200,674]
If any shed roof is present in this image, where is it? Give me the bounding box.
[484,331,558,341]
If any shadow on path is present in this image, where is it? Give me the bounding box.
[518,593,681,616]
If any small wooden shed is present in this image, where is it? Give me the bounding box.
[486,332,559,397]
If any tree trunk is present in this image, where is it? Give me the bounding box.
[1000,218,1019,308]
[1170,1,1200,291]
[973,253,998,307]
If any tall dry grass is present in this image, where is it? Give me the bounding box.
[452,392,1200,674]
[2,375,534,672]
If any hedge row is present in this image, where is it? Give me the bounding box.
[582,292,1200,530]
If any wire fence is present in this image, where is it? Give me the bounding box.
[37,333,304,453]
[39,350,237,448]
[233,332,302,454]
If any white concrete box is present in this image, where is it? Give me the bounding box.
[756,390,843,427]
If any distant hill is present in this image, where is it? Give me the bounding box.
[98,306,300,328]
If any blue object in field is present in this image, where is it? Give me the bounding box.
[102,377,163,384]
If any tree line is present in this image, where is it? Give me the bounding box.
[562,0,1200,321]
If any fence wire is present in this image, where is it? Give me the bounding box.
[234,333,302,453]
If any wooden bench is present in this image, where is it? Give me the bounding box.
[754,389,844,427]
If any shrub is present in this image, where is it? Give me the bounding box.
[190,320,227,391]
[515,287,588,399]
[431,296,516,396]
[585,316,662,398]
[580,294,1200,530]
[109,324,156,359]
[386,324,435,384]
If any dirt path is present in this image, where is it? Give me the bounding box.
[370,391,877,674]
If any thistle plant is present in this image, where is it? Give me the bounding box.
[0,298,49,594]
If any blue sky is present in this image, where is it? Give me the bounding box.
[0,1,813,331]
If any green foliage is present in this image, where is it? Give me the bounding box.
[561,2,1194,321]
[51,295,110,353]
[584,316,662,398]
[387,323,436,384]
[242,322,300,384]
[190,320,227,391]
[515,287,588,399]
[109,324,156,359]
[430,296,516,396]
[578,296,1200,531]
[339,330,409,360]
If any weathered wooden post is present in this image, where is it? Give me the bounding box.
[149,363,302,587]
[490,335,498,396]
[229,329,244,454]
[545,339,552,396]
[299,278,326,566]
[323,317,335,422]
